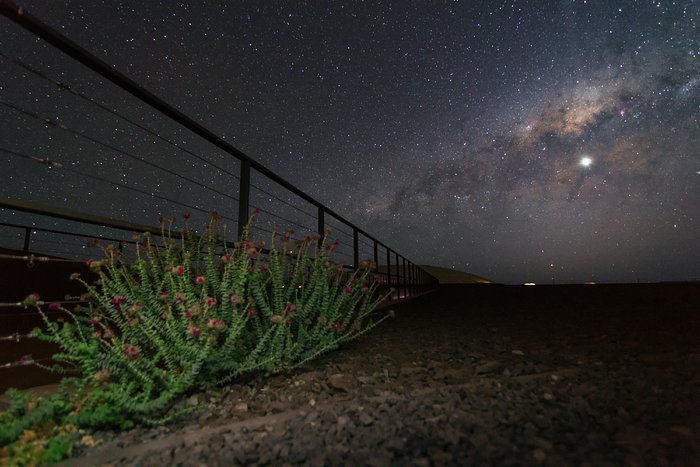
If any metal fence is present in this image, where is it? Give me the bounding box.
[0,1,438,376]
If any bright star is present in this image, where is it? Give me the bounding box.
[580,156,593,167]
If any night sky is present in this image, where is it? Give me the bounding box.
[1,1,698,284]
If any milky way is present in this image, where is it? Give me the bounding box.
[1,1,698,283]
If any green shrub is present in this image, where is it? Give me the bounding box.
[0,213,391,463]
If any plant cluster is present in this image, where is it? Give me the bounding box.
[0,213,391,463]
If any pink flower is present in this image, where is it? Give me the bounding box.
[247,308,257,317]
[207,318,225,330]
[85,258,95,267]
[344,286,351,294]
[48,303,59,311]
[210,211,222,221]
[195,276,205,284]
[123,344,139,360]
[111,296,126,310]
[183,212,191,220]
[187,323,201,337]
[332,323,342,333]
[205,297,217,307]
[161,292,170,301]
[284,303,298,315]
[104,329,114,338]
[176,265,185,276]
[222,254,232,263]
[252,207,261,215]
[127,305,141,317]
[24,293,41,305]
[230,294,243,304]
[185,311,192,319]
[19,354,32,364]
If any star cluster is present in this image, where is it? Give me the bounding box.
[1,1,698,283]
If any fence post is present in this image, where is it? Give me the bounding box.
[237,159,251,240]
[384,248,390,300]
[402,257,407,299]
[373,240,378,272]
[23,227,31,253]
[410,263,414,297]
[317,206,325,241]
[353,228,359,270]
[395,252,400,298]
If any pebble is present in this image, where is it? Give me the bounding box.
[533,448,547,463]
[59,285,698,467]
[328,373,355,393]
[475,360,503,374]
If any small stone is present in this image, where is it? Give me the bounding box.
[532,436,553,451]
[308,398,316,407]
[670,426,692,437]
[328,373,354,393]
[533,448,547,463]
[471,432,489,448]
[187,395,199,407]
[357,411,374,426]
[550,374,560,381]
[512,349,524,356]
[337,415,350,429]
[476,361,503,374]
[543,392,554,401]
[234,402,248,413]
[615,426,650,447]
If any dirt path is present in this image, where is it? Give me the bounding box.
[65,284,700,466]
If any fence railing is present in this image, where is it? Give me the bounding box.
[0,1,438,301]
[0,2,438,386]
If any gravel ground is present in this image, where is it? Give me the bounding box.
[64,283,699,466]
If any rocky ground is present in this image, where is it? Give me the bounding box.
[63,283,699,466]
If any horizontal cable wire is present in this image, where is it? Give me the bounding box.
[0,252,77,264]
[0,332,37,341]
[0,100,240,210]
[0,146,223,218]
[250,182,317,219]
[0,299,85,309]
[251,203,316,234]
[0,51,242,182]
[1,356,54,370]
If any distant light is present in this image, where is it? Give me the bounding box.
[585,281,597,285]
[580,156,593,167]
[524,282,536,286]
